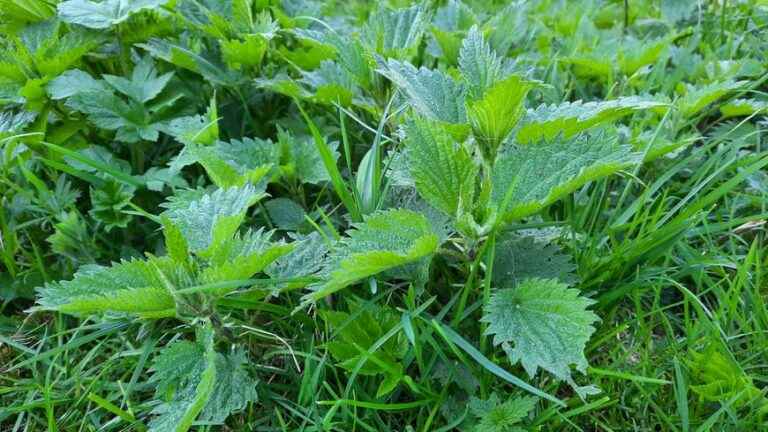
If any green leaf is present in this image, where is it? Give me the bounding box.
[47,69,109,100]
[467,74,534,162]
[687,344,768,411]
[403,116,476,217]
[35,256,182,316]
[264,198,306,231]
[362,5,428,59]
[379,59,467,126]
[149,327,258,432]
[161,185,264,254]
[192,137,277,187]
[517,96,665,144]
[720,98,768,118]
[199,228,293,285]
[102,55,173,103]
[491,130,638,223]
[58,0,167,29]
[469,393,537,432]
[321,302,408,377]
[89,181,136,232]
[482,278,598,385]
[677,80,746,118]
[493,233,577,287]
[459,25,504,100]
[305,209,440,303]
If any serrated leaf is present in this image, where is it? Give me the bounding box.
[517,96,665,144]
[35,256,183,316]
[138,38,242,86]
[47,69,109,100]
[362,5,428,59]
[102,55,173,103]
[720,98,768,118]
[459,25,504,100]
[469,393,537,432]
[161,185,264,254]
[149,324,257,431]
[493,233,577,287]
[404,116,476,217]
[58,0,167,29]
[678,80,746,118]
[305,209,439,303]
[189,137,277,187]
[491,130,638,223]
[379,59,467,126]
[482,278,599,383]
[321,302,408,378]
[468,74,534,161]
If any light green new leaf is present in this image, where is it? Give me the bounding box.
[404,116,476,217]
[720,99,768,118]
[459,25,504,100]
[469,393,537,432]
[161,185,264,254]
[191,137,277,187]
[305,209,440,303]
[58,0,167,29]
[467,75,534,161]
[200,228,294,285]
[482,278,598,384]
[516,96,666,144]
[35,256,183,316]
[678,80,746,118]
[379,59,467,126]
[491,130,638,223]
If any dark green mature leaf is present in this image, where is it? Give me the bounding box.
[321,302,408,377]
[493,233,577,287]
[149,325,258,431]
[491,131,639,223]
[58,0,167,29]
[482,278,599,384]
[404,116,476,217]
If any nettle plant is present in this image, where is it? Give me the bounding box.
[33,14,669,430]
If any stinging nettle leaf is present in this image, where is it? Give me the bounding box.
[493,233,577,287]
[362,5,429,60]
[58,0,168,29]
[35,256,185,316]
[459,25,504,100]
[404,116,476,217]
[482,278,599,384]
[468,74,534,162]
[379,59,467,126]
[161,184,264,254]
[516,96,666,144]
[491,130,639,223]
[305,209,440,303]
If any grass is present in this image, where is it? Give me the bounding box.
[2,0,768,431]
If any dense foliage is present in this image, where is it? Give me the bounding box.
[1,0,768,430]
